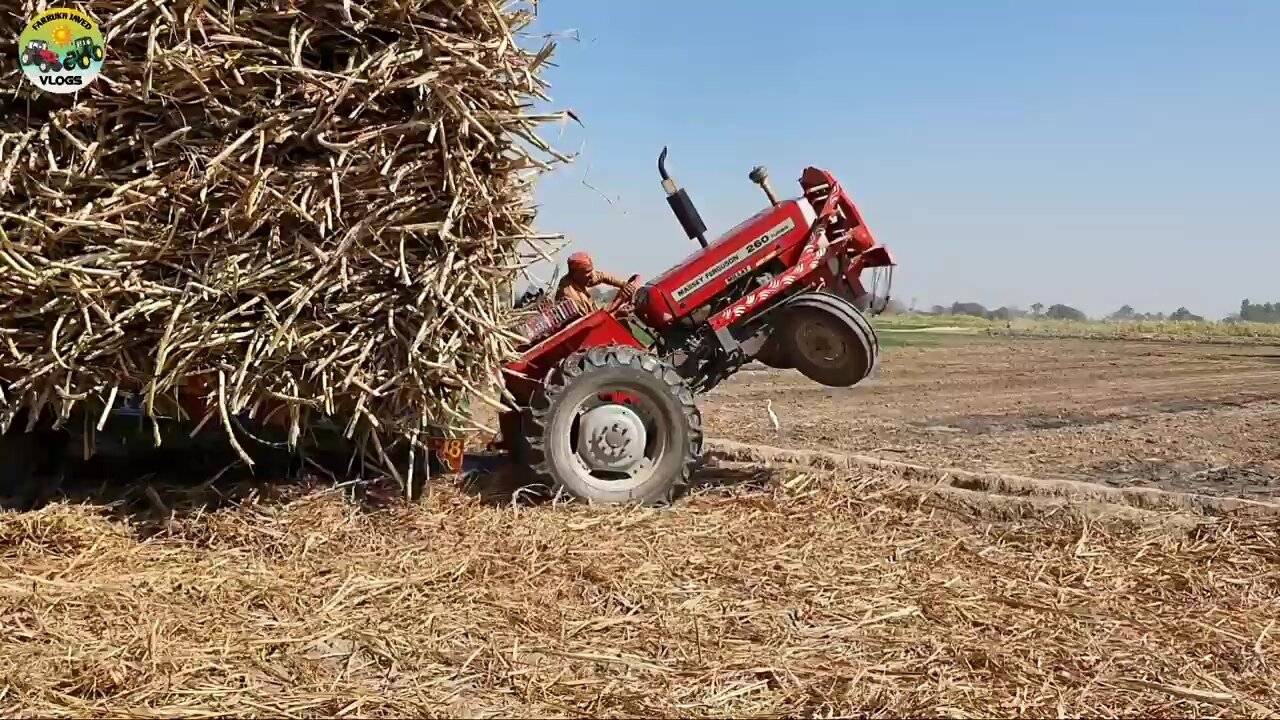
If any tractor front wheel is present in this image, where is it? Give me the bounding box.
[754,333,794,369]
[778,291,878,387]
[520,345,703,505]
[92,46,104,61]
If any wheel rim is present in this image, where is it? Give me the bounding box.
[792,314,851,370]
[556,386,670,493]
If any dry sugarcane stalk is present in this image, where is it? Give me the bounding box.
[0,0,573,468]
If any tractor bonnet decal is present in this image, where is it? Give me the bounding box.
[672,216,796,302]
[18,7,105,94]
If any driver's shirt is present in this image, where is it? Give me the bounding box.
[554,271,630,313]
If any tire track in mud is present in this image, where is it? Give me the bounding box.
[704,438,1280,520]
[704,341,1280,503]
[713,369,1280,430]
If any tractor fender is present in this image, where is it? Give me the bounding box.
[503,309,646,407]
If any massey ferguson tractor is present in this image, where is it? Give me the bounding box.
[495,148,895,505]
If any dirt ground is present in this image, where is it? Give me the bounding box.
[2,335,1279,717]
[706,336,1280,500]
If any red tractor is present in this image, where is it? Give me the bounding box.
[21,40,63,74]
[495,148,895,505]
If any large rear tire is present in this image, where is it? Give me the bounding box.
[521,345,703,505]
[778,291,878,387]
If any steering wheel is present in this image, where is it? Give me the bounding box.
[606,274,642,317]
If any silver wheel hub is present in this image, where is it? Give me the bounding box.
[576,404,647,474]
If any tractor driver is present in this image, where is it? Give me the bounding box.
[555,251,639,314]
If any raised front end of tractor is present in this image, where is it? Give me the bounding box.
[494,149,894,506]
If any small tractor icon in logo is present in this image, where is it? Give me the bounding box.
[62,36,103,70]
[21,39,63,74]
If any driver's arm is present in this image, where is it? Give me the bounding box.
[594,271,637,298]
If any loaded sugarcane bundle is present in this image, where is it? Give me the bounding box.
[0,0,570,471]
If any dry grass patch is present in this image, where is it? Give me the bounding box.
[0,464,1276,718]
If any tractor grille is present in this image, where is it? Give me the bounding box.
[519,298,584,345]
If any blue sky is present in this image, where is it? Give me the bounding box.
[525,1,1279,319]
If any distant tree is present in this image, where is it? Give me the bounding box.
[1031,302,1044,316]
[929,305,948,316]
[1108,304,1137,321]
[1240,299,1280,323]
[1045,304,1087,322]
[988,306,1026,321]
[1169,306,1204,322]
[950,301,989,318]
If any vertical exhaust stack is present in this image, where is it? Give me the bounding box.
[749,166,780,206]
[658,147,709,248]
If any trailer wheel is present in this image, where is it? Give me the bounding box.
[0,427,66,509]
[0,432,38,494]
[521,345,703,505]
[778,291,878,387]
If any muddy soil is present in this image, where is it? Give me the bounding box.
[705,337,1280,499]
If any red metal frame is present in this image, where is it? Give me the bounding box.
[707,170,893,331]
[501,308,645,406]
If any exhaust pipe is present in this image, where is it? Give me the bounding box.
[749,166,780,206]
[658,147,708,248]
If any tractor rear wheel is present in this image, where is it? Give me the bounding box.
[778,291,878,387]
[520,345,703,505]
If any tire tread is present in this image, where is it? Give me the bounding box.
[521,346,703,505]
